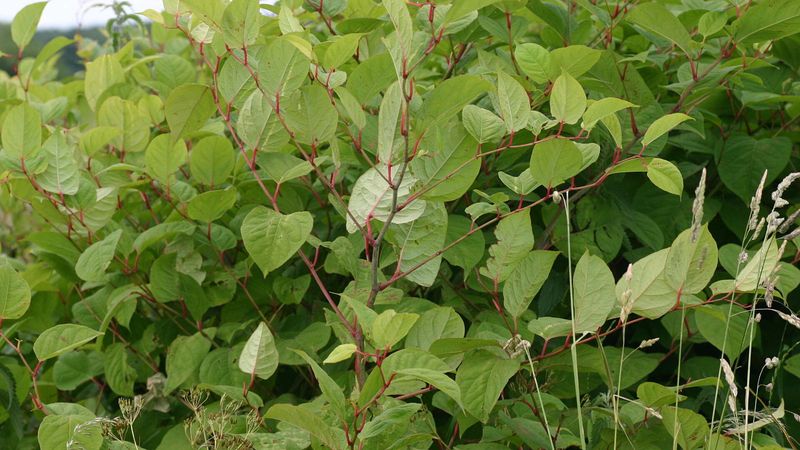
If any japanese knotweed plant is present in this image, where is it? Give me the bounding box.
[0,0,799,449]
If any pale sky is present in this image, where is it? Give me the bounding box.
[1,0,164,29]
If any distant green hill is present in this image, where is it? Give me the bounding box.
[0,23,104,75]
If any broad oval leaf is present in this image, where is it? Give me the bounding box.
[550,72,586,125]
[530,138,584,187]
[641,113,692,147]
[165,84,216,139]
[34,325,103,361]
[1,103,42,159]
[241,207,313,276]
[239,322,279,380]
[0,265,31,320]
[75,230,122,282]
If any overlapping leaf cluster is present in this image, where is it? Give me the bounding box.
[0,0,799,448]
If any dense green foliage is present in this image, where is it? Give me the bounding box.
[0,0,799,449]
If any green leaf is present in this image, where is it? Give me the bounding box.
[278,4,303,34]
[53,351,104,391]
[346,165,426,233]
[75,230,122,282]
[637,381,687,408]
[627,2,693,55]
[736,239,781,292]
[386,202,449,286]
[575,142,600,172]
[284,85,339,145]
[333,86,366,129]
[718,135,792,202]
[550,72,586,125]
[239,322,279,380]
[646,158,684,196]
[548,45,602,79]
[258,38,309,98]
[733,0,800,45]
[615,249,676,319]
[443,214,485,276]
[641,113,692,147]
[241,207,313,276]
[462,105,506,144]
[529,138,584,187]
[573,252,616,333]
[482,211,534,282]
[222,0,260,48]
[190,135,235,186]
[260,152,313,184]
[665,226,718,294]
[323,33,362,69]
[79,126,122,156]
[383,0,413,61]
[496,71,530,132]
[11,2,46,50]
[145,134,188,185]
[133,221,196,253]
[181,0,224,30]
[38,413,102,450]
[346,52,395,103]
[84,54,124,110]
[104,343,136,397]
[456,350,519,422]
[98,97,150,152]
[582,98,636,131]
[429,338,501,358]
[661,406,710,450]
[0,265,31,320]
[499,169,538,195]
[237,90,288,151]
[698,11,727,38]
[324,344,357,364]
[382,348,451,374]
[396,368,463,408]
[187,188,237,222]
[165,330,214,393]
[406,307,465,351]
[421,75,491,128]
[372,310,419,348]
[34,325,103,361]
[264,404,347,450]
[1,103,42,159]
[445,0,501,22]
[360,403,422,439]
[165,84,216,139]
[377,81,403,162]
[292,350,347,422]
[38,131,80,196]
[503,251,558,319]
[516,43,551,84]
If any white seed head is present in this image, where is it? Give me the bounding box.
[638,337,660,349]
[720,358,737,398]
[776,311,800,329]
[779,209,800,234]
[766,211,784,235]
[771,172,799,207]
[738,251,749,264]
[691,168,707,242]
[624,263,634,283]
[764,356,779,369]
[749,170,768,230]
